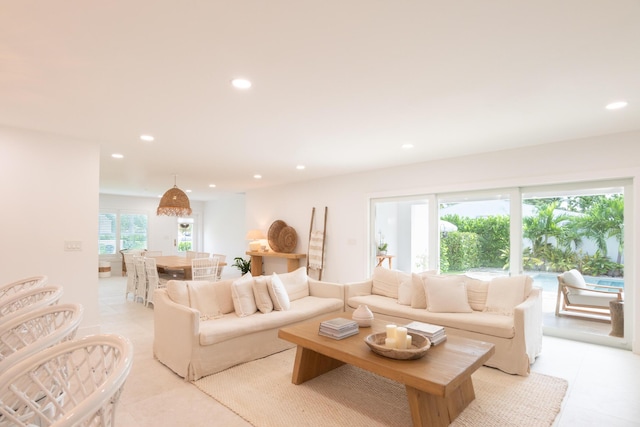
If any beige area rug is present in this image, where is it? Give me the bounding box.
[193,349,567,427]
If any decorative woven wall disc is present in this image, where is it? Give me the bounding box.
[268,220,287,252]
[277,226,297,253]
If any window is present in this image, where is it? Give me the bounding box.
[177,217,193,252]
[98,211,148,255]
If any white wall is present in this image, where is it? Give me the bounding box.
[0,127,101,334]
[203,194,246,277]
[245,130,640,353]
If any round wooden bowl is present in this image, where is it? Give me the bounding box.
[277,226,297,253]
[267,220,287,252]
[365,332,431,360]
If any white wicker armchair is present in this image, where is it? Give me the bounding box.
[0,303,84,372]
[0,276,48,300]
[0,285,63,324]
[0,334,133,427]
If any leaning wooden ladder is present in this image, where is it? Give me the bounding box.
[307,207,327,280]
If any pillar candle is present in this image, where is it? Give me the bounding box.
[395,327,407,349]
[406,335,412,348]
[386,324,397,339]
[385,338,396,348]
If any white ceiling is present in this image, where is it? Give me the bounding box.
[2,1,639,201]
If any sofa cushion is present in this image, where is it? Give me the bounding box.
[268,273,291,310]
[253,276,273,313]
[347,294,514,339]
[465,276,490,311]
[410,271,438,308]
[424,275,472,313]
[275,267,309,301]
[371,267,409,299]
[485,275,530,315]
[199,296,344,346]
[166,280,190,306]
[187,281,223,320]
[563,269,587,290]
[397,277,412,305]
[232,273,257,317]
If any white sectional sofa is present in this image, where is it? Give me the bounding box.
[345,267,542,376]
[153,267,344,380]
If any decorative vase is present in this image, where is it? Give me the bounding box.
[352,304,374,327]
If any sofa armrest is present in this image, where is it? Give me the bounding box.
[344,280,373,300]
[513,287,543,366]
[153,289,201,379]
[308,278,344,301]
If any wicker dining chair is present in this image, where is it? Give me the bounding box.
[0,334,133,427]
[144,257,168,307]
[191,257,220,281]
[0,276,48,301]
[0,285,64,325]
[133,255,147,304]
[0,303,84,372]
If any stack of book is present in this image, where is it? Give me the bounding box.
[318,318,360,340]
[404,321,447,345]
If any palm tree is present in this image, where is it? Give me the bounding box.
[523,201,569,262]
[573,195,624,263]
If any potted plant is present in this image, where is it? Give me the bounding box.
[377,242,388,256]
[232,257,251,274]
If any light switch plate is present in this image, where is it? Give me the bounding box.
[64,241,82,251]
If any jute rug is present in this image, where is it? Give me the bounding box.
[193,349,567,427]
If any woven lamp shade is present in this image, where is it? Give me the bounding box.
[157,185,192,216]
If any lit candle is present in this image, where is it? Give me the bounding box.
[386,324,397,340]
[395,327,407,349]
[385,338,396,348]
[406,335,412,348]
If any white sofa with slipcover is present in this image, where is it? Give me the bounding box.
[345,267,542,376]
[153,267,344,380]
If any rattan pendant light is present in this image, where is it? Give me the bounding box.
[157,175,192,216]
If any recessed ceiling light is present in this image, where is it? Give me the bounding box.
[401,143,414,150]
[111,153,124,159]
[605,101,628,110]
[209,184,216,188]
[296,165,305,170]
[231,78,252,89]
[140,134,155,141]
[186,189,192,193]
[253,174,262,179]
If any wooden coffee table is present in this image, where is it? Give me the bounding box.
[278,315,495,427]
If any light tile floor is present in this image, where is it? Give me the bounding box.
[98,276,640,426]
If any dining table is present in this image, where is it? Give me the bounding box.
[152,255,226,280]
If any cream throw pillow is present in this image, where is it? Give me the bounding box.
[464,276,490,311]
[371,267,407,299]
[424,275,472,313]
[268,273,290,311]
[563,269,587,289]
[253,276,273,313]
[166,280,190,306]
[484,276,528,315]
[274,267,309,301]
[410,271,437,308]
[186,281,222,320]
[231,273,257,317]
[397,277,412,305]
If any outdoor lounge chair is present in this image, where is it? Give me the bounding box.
[555,269,623,322]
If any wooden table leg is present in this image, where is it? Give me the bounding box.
[250,254,263,276]
[405,376,475,427]
[291,346,344,385]
[286,258,300,272]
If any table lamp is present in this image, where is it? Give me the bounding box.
[246,229,266,251]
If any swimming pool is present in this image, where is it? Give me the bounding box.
[530,272,624,293]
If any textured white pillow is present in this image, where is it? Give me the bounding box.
[186,281,222,320]
[424,275,472,313]
[410,271,437,308]
[252,276,273,313]
[274,267,309,301]
[231,273,257,317]
[371,267,408,299]
[484,276,528,315]
[268,273,290,311]
[563,269,587,289]
[464,276,490,311]
[397,277,412,305]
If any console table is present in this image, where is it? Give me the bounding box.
[246,251,306,276]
